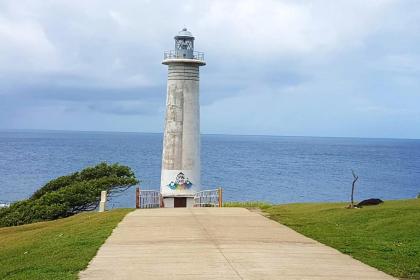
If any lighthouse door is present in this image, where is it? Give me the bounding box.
[174,197,187,208]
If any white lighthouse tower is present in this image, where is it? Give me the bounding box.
[160,28,206,208]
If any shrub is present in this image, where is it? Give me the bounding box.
[0,162,138,227]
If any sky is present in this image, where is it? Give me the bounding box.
[0,0,419,139]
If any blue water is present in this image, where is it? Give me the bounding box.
[0,130,419,207]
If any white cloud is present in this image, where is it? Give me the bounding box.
[0,0,419,138]
[196,0,396,58]
[0,0,398,76]
[0,16,58,72]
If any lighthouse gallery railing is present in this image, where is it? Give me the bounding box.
[164,50,205,61]
[193,188,223,207]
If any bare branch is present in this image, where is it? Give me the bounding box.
[348,169,359,209]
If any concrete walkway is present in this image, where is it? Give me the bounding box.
[80,208,395,280]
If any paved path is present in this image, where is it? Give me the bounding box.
[80,208,395,280]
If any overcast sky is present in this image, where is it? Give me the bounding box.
[0,0,419,138]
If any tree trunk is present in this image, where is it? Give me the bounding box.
[350,170,359,208]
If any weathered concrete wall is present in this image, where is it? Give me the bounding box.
[186,197,195,208]
[160,62,202,197]
[163,197,174,208]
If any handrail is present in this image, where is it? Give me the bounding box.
[135,187,223,208]
[164,50,205,61]
[193,188,223,207]
[136,188,161,209]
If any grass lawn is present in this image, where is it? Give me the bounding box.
[240,199,419,279]
[0,209,132,280]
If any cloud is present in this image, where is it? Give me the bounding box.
[88,100,160,115]
[0,0,419,138]
[0,16,59,72]
[376,54,420,74]
[196,0,395,58]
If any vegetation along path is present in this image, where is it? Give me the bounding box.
[0,209,132,280]
[263,199,420,279]
[80,208,395,280]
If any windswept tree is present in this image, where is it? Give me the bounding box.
[348,169,359,209]
[0,162,138,227]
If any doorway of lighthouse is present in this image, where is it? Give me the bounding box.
[174,197,187,207]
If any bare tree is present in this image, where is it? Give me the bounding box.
[348,170,359,208]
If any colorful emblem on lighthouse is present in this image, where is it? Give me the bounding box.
[168,172,193,190]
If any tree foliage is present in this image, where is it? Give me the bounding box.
[0,162,138,227]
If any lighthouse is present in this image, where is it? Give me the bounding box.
[160,28,206,208]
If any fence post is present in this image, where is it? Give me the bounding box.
[160,194,164,208]
[99,190,107,212]
[218,187,223,207]
[136,187,140,209]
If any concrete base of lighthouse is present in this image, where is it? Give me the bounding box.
[163,196,194,208]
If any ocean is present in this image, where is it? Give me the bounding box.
[0,130,419,208]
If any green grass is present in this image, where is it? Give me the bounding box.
[0,209,132,280]
[2,201,418,279]
[223,201,272,209]
[260,199,420,279]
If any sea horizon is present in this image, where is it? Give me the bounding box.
[1,130,419,207]
[1,128,419,141]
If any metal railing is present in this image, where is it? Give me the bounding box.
[164,50,205,61]
[136,188,161,209]
[134,187,223,208]
[193,188,223,207]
